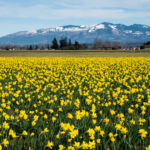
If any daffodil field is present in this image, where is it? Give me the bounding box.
[0,57,150,150]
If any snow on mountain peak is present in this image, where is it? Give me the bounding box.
[146,31,150,35]
[88,24,106,32]
[2,22,150,45]
[56,27,63,31]
[63,27,87,32]
[26,30,37,34]
[36,23,107,34]
[89,24,97,28]
[10,22,150,37]
[108,25,117,29]
[49,28,56,31]
[80,25,86,27]
[143,25,149,28]
[88,27,95,33]
[133,31,143,35]
[95,24,105,29]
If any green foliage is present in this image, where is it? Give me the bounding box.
[51,37,59,50]
[144,41,150,45]
[140,46,145,49]
[29,45,33,50]
[61,45,76,50]
[68,39,72,47]
[60,37,67,49]
[74,41,80,50]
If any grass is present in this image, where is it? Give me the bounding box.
[0,50,150,57]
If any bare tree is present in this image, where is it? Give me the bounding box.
[93,39,98,49]
[119,43,129,49]
[112,41,120,49]
[93,38,103,49]
[103,40,111,47]
[80,43,88,50]
[97,39,103,48]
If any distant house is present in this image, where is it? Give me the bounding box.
[136,46,140,50]
[144,45,150,49]
[129,47,136,50]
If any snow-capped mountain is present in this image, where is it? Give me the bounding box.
[1,22,150,45]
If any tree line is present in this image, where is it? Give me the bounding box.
[143,41,150,45]
[51,37,88,50]
[0,37,144,50]
[92,38,131,50]
[0,44,51,50]
[0,37,88,50]
[140,41,150,49]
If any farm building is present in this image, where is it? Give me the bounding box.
[144,45,150,49]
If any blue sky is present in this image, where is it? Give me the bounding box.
[1,0,150,37]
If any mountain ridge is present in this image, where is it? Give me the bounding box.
[1,22,150,45]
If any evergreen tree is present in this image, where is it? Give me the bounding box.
[144,41,150,45]
[47,44,50,50]
[51,37,59,49]
[35,45,38,50]
[68,39,72,46]
[60,37,67,49]
[140,45,145,49]
[29,45,32,50]
[74,41,79,50]
[80,43,88,49]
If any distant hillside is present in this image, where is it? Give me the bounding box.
[0,22,150,45]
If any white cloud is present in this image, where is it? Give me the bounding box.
[0,0,150,20]
[1,0,150,37]
[45,0,150,10]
